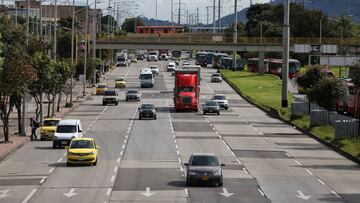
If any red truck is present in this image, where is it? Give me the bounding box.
[174,68,200,112]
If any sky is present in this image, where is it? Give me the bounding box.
[93,0,270,23]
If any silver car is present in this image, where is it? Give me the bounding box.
[202,100,220,115]
[125,90,141,101]
[185,153,225,187]
[211,73,222,83]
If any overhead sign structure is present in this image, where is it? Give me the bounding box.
[320,55,360,66]
[294,44,337,54]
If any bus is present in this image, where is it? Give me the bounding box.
[206,52,214,66]
[196,52,208,67]
[247,58,301,79]
[212,53,229,69]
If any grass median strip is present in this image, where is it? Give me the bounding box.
[221,70,360,159]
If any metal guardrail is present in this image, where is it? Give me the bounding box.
[96,34,360,46]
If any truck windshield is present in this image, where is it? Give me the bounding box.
[104,91,116,96]
[56,125,77,133]
[179,87,194,92]
[140,74,153,79]
[117,58,125,62]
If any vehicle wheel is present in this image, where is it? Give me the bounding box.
[93,159,97,166]
[154,115,157,120]
[218,181,223,187]
[102,102,106,106]
[225,107,228,110]
[195,108,198,112]
[139,116,142,120]
[115,102,119,106]
[186,178,192,186]
[217,111,220,115]
[126,98,128,101]
[52,143,57,149]
[67,162,72,167]
[203,111,206,115]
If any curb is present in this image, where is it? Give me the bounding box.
[0,137,29,163]
[221,73,360,165]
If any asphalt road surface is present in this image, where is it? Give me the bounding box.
[0,60,359,203]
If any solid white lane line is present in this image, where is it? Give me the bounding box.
[126,130,130,134]
[294,160,302,165]
[106,188,112,196]
[39,177,46,184]
[114,166,119,173]
[122,145,126,149]
[237,159,242,165]
[123,140,127,143]
[331,191,341,198]
[110,175,115,182]
[175,144,178,149]
[305,169,314,176]
[116,157,121,162]
[257,188,265,197]
[48,168,55,174]
[22,189,38,203]
[285,153,291,157]
[317,179,325,185]
[119,151,124,156]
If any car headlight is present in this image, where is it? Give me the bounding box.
[152,109,156,112]
[188,171,197,176]
[68,151,76,155]
[214,170,221,176]
[88,151,96,155]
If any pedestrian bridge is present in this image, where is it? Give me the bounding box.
[94,34,360,52]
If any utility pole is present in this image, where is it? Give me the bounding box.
[171,0,173,26]
[21,0,31,136]
[177,0,181,25]
[206,6,209,26]
[233,0,238,71]
[84,0,89,96]
[282,0,290,108]
[39,1,42,39]
[155,0,157,26]
[70,0,75,105]
[107,0,111,36]
[218,0,221,33]
[196,7,199,27]
[213,0,215,33]
[93,0,97,85]
[54,0,57,60]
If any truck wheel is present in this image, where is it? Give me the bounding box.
[217,111,220,115]
[195,108,198,112]
[139,116,142,120]
[102,102,106,106]
[115,102,119,106]
[225,107,228,110]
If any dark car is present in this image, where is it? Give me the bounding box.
[185,153,225,187]
[136,54,144,60]
[139,103,157,120]
[202,101,220,115]
[125,90,141,101]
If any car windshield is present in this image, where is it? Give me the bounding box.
[212,74,220,77]
[56,125,77,133]
[191,156,219,166]
[179,87,194,92]
[98,85,106,88]
[70,140,94,149]
[127,90,138,94]
[213,95,226,100]
[140,74,153,79]
[169,64,175,67]
[43,120,60,126]
[150,66,157,69]
[104,91,116,96]
[205,101,218,106]
[141,104,155,109]
[116,78,124,81]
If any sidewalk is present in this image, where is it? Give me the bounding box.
[0,65,116,161]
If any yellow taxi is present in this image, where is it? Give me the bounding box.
[115,77,126,88]
[40,118,61,141]
[66,138,99,166]
[96,83,107,95]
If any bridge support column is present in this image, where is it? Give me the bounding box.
[258,50,265,74]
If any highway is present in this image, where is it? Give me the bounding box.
[0,60,359,203]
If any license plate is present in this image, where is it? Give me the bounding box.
[78,158,84,161]
[201,176,209,181]
[146,114,150,116]
[61,141,67,144]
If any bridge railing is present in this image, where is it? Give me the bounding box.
[96,34,360,46]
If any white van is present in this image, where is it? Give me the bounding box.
[53,119,83,148]
[139,68,155,88]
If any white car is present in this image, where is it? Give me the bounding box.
[149,65,159,75]
[183,61,191,66]
[211,73,222,83]
[102,89,120,106]
[53,120,83,148]
[167,62,176,72]
[211,94,229,110]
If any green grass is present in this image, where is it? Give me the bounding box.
[221,70,360,159]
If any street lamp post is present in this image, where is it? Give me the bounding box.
[281,0,290,108]
[233,0,238,71]
[83,0,89,96]
[92,0,98,85]
[70,0,76,105]
[54,0,57,60]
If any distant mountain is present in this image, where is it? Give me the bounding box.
[271,0,360,22]
[217,0,360,27]
[142,17,173,26]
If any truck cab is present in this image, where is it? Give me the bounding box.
[174,68,200,112]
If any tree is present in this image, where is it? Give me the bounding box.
[349,62,360,87]
[0,15,36,141]
[121,17,144,33]
[296,65,325,93]
[53,60,72,112]
[57,31,72,59]
[307,77,347,110]
[58,16,81,30]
